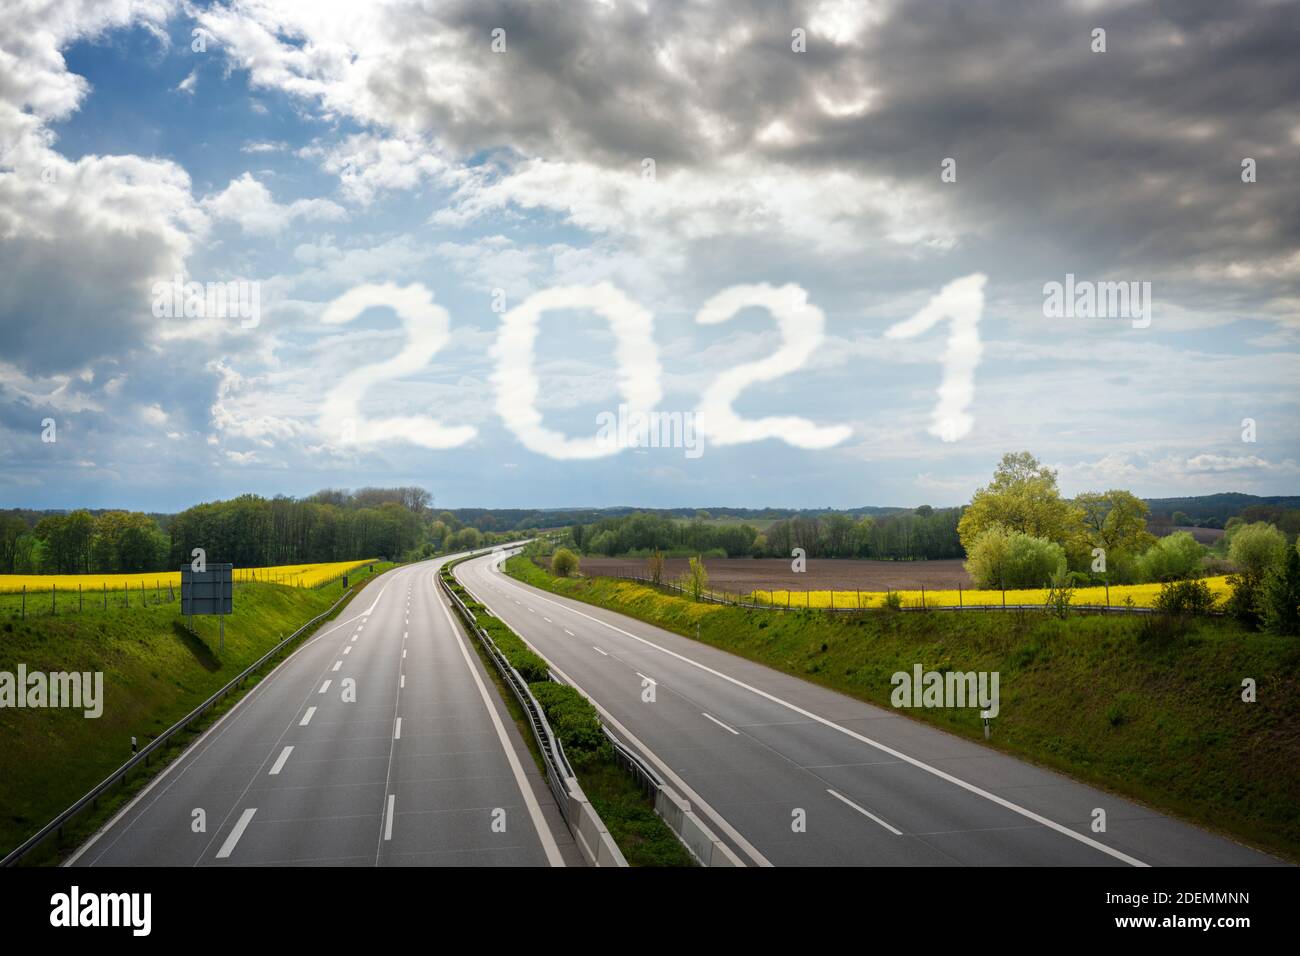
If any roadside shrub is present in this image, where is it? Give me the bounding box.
[1136,532,1204,582]
[1259,545,1300,636]
[530,682,610,765]
[551,548,580,578]
[481,617,551,681]
[646,549,665,585]
[678,555,708,601]
[1228,522,1287,577]
[1152,579,1217,616]
[1225,573,1264,630]
[1044,570,1073,619]
[964,525,1066,589]
[882,590,903,611]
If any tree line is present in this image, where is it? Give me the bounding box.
[567,506,963,560]
[0,487,524,574]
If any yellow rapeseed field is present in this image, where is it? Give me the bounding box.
[0,559,376,594]
[748,576,1233,610]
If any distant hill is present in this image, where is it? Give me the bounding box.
[1143,493,1300,528]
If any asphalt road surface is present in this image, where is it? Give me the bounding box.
[69,557,578,867]
[457,550,1282,868]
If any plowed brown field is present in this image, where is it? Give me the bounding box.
[551,556,973,592]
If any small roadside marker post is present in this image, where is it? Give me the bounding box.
[982,711,992,740]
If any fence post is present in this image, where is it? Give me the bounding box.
[958,583,962,608]
[51,584,55,615]
[22,585,25,619]
[921,584,926,609]
[79,583,83,613]
[103,582,107,610]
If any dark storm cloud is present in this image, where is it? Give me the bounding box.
[366,0,1298,311]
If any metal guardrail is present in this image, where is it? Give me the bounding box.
[603,726,663,798]
[440,573,575,805]
[455,550,738,866]
[438,567,626,867]
[2,580,362,867]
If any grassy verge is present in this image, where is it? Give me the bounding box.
[508,556,1300,862]
[0,561,393,863]
[440,564,694,867]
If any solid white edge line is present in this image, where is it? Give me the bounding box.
[215,808,257,860]
[483,555,1150,868]
[702,712,739,735]
[827,788,902,835]
[434,574,565,867]
[268,745,293,775]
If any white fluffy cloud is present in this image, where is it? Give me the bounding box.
[202,173,346,235]
[0,0,208,373]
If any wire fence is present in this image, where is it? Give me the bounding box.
[605,570,1159,615]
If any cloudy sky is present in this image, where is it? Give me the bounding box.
[1,0,1297,512]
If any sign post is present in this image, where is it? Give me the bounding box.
[181,563,234,653]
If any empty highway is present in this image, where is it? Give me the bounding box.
[69,557,577,867]
[456,550,1281,867]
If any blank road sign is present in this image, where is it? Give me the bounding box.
[181,564,233,616]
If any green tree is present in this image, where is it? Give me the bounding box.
[679,555,709,600]
[1259,545,1300,635]
[0,514,29,573]
[957,452,1085,559]
[964,525,1066,589]
[551,547,580,578]
[646,549,665,584]
[1137,532,1204,582]
[1229,522,1286,576]
[1076,489,1156,566]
